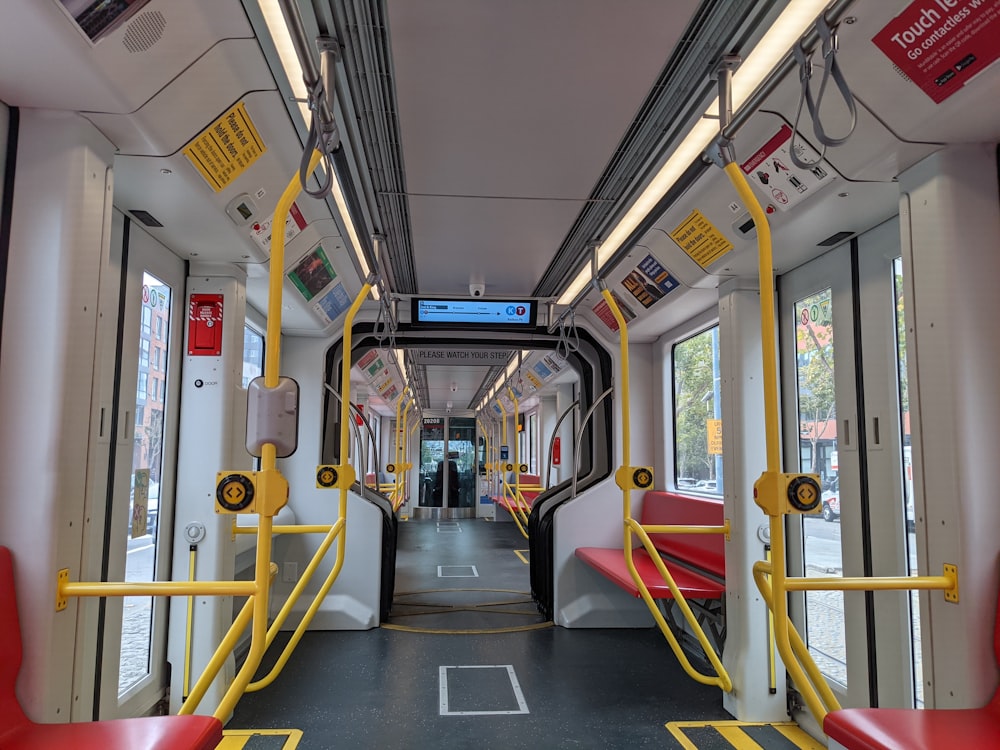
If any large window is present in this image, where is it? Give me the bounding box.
[672,326,723,495]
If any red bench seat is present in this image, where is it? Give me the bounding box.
[0,546,223,750]
[575,491,725,600]
[823,576,1000,750]
[494,474,542,514]
[574,546,724,599]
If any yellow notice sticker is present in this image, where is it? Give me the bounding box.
[707,419,722,455]
[183,101,266,192]
[669,209,733,269]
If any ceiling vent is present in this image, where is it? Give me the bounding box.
[817,231,854,247]
[122,11,166,53]
[129,209,163,228]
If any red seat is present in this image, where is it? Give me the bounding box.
[0,546,223,750]
[575,491,726,599]
[824,579,1000,750]
[574,546,724,599]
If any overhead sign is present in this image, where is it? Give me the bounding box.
[413,349,512,365]
[621,254,680,308]
[873,0,1000,104]
[740,124,830,211]
[183,101,266,192]
[669,209,733,268]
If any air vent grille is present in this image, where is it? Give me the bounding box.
[129,209,163,228]
[817,231,854,247]
[122,11,165,53]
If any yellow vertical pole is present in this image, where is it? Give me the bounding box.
[400,396,413,502]
[508,387,521,501]
[722,160,834,721]
[600,288,631,535]
[212,150,324,720]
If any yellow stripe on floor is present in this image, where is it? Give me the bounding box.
[666,720,825,749]
[513,549,529,564]
[219,728,303,749]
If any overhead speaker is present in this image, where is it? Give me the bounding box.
[122,11,166,53]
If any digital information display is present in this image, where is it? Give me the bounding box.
[412,299,536,327]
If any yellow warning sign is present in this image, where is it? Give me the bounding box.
[183,101,266,192]
[707,419,722,455]
[669,209,733,269]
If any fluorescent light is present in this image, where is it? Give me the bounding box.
[259,3,311,124]
[259,1,378,302]
[557,0,830,306]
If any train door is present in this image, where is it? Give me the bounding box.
[97,219,185,717]
[779,218,919,712]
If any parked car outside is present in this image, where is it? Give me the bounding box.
[822,476,840,522]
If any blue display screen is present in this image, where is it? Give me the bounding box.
[412,299,536,327]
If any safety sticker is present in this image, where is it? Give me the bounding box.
[740,124,830,211]
[873,0,1000,104]
[670,210,734,268]
[183,101,266,193]
[592,290,636,333]
[251,202,307,252]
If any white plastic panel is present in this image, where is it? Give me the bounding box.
[112,91,333,265]
[0,0,252,113]
[831,0,1000,145]
[84,38,275,156]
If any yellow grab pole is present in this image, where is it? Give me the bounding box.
[394,392,406,474]
[600,288,632,529]
[234,524,334,535]
[212,150,327,721]
[507,388,527,513]
[603,285,732,692]
[180,590,256,715]
[723,159,838,719]
[399,396,414,502]
[61,580,257,598]
[246,518,345,690]
[248,281,370,692]
[183,547,197,700]
[404,419,419,510]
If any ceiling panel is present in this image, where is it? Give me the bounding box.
[387,0,697,297]
[406,195,585,296]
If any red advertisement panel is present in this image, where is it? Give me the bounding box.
[872,0,1000,104]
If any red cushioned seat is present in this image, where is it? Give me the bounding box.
[824,576,1000,750]
[0,546,223,750]
[575,546,725,599]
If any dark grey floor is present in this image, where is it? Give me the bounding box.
[227,518,732,749]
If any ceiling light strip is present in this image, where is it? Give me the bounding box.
[556,0,839,308]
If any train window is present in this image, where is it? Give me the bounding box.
[893,257,922,705]
[243,325,264,388]
[672,326,723,495]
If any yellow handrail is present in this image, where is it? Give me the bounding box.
[601,286,732,692]
[721,158,958,724]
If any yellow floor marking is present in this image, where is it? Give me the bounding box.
[513,549,529,564]
[716,725,766,749]
[774,724,826,749]
[666,720,822,749]
[220,728,303,749]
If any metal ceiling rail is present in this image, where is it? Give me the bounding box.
[550,0,859,326]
